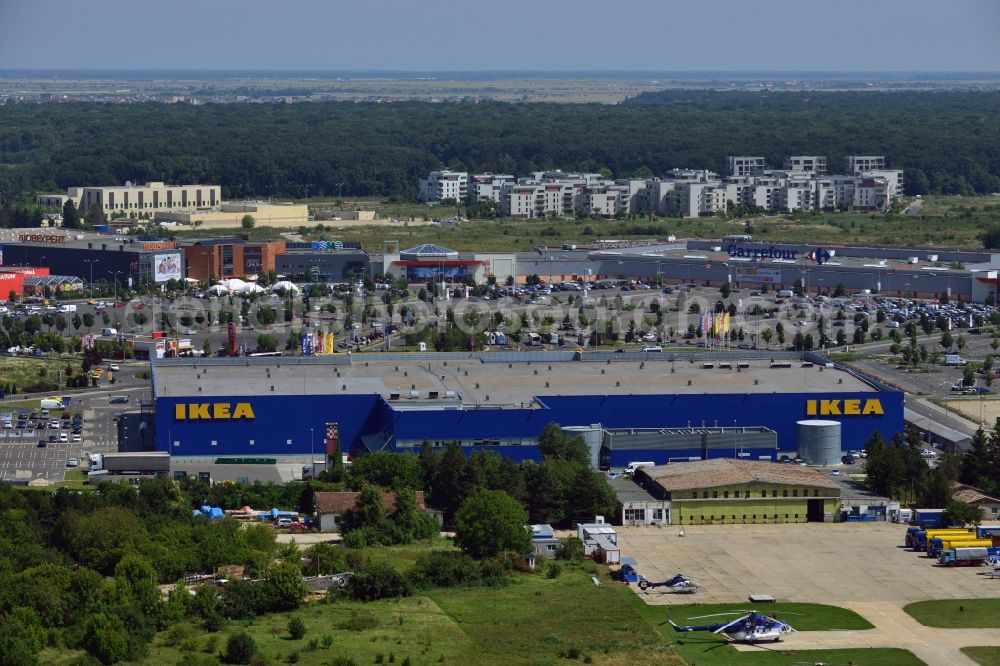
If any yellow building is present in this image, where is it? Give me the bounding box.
[639,459,841,525]
[155,202,309,229]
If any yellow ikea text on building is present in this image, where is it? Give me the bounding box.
[805,399,883,417]
[174,402,256,420]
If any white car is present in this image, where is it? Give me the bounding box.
[49,421,60,429]
[921,449,937,458]
[66,457,79,467]
[72,434,81,442]
[58,433,68,442]
[108,364,120,371]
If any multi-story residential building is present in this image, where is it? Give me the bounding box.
[846,155,886,175]
[469,173,515,203]
[783,156,827,175]
[448,154,902,220]
[37,182,221,215]
[418,170,468,202]
[725,156,767,177]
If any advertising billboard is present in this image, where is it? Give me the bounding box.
[154,253,182,283]
[735,267,781,284]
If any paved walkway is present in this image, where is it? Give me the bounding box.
[733,601,998,666]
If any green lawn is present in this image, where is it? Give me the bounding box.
[904,599,1000,628]
[963,646,1000,666]
[616,586,925,666]
[168,195,1000,255]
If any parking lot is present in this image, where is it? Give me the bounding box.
[618,522,1000,606]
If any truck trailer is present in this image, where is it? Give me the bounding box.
[928,537,992,557]
[100,452,170,475]
[939,546,989,566]
[912,528,972,551]
[913,509,947,528]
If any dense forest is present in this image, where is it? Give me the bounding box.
[1,91,998,203]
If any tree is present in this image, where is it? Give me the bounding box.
[88,201,105,226]
[79,613,129,664]
[62,199,80,229]
[347,451,421,490]
[942,499,984,527]
[982,226,1000,250]
[240,214,255,229]
[536,423,591,467]
[256,333,278,353]
[760,328,772,349]
[288,616,307,640]
[261,562,307,612]
[82,313,95,331]
[202,340,212,356]
[223,631,257,664]
[454,489,531,559]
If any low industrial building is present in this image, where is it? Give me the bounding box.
[182,238,286,281]
[149,353,903,470]
[381,243,517,285]
[313,490,429,532]
[275,243,371,282]
[637,458,842,525]
[155,201,308,229]
[608,476,671,526]
[37,181,221,216]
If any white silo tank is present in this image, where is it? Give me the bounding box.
[797,420,842,465]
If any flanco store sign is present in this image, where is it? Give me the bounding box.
[806,399,884,417]
[174,402,255,420]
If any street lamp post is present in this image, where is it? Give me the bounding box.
[83,259,97,298]
[109,271,122,303]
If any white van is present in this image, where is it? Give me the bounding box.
[101,328,118,336]
[642,346,662,353]
[40,398,64,410]
[625,461,656,475]
[777,289,794,298]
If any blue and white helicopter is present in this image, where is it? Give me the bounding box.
[637,572,698,593]
[669,610,797,643]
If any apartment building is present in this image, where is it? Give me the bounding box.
[784,156,827,175]
[725,156,767,177]
[419,170,468,202]
[470,173,515,203]
[846,155,887,175]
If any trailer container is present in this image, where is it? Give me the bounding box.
[939,546,989,566]
[101,452,170,475]
[913,528,972,551]
[913,509,947,528]
[976,525,1000,539]
[929,537,993,557]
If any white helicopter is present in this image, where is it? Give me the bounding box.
[669,609,797,643]
[637,572,698,593]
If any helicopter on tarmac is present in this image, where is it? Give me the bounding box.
[637,572,698,593]
[668,609,796,643]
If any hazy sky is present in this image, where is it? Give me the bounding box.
[2,0,998,72]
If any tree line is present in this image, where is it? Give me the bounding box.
[1,92,999,207]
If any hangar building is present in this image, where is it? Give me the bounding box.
[636,458,842,524]
[150,353,903,467]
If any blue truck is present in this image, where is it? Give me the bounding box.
[913,509,947,528]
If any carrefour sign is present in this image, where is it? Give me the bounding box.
[728,245,799,261]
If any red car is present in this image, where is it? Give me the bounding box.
[287,523,310,532]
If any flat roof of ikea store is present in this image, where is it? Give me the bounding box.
[151,353,875,405]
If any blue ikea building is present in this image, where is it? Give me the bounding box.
[151,354,904,467]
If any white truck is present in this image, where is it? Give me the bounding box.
[40,398,64,410]
[945,354,967,366]
[625,461,655,476]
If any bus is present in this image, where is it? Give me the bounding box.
[723,234,753,243]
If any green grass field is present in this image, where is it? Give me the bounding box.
[170,195,1000,254]
[904,599,1000,628]
[615,587,924,666]
[0,356,83,394]
[964,646,1000,666]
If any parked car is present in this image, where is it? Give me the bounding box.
[66,457,79,467]
[841,455,856,465]
[36,440,46,448]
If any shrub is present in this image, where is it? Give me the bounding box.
[286,652,300,664]
[328,658,358,666]
[321,635,334,648]
[555,537,585,561]
[545,561,562,579]
[288,616,307,640]
[409,551,481,589]
[223,631,258,665]
[338,610,380,632]
[349,563,411,601]
[306,639,319,651]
